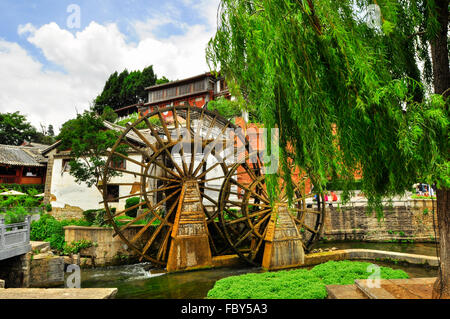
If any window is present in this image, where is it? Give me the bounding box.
[62,159,71,173]
[109,158,126,170]
[166,87,177,98]
[178,84,191,95]
[152,90,164,102]
[106,185,120,202]
[193,80,205,92]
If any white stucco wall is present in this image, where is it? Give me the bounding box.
[50,154,143,211]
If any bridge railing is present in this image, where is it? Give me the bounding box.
[0,215,31,261]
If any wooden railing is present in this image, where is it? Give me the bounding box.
[0,176,19,184]
[0,215,31,261]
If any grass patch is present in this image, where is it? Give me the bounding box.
[207,260,409,299]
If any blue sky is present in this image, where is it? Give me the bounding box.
[0,0,219,131]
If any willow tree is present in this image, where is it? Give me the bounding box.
[207,0,449,297]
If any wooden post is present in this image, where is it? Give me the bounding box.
[261,204,305,270]
[166,180,212,272]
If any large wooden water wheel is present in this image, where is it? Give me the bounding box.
[101,105,260,271]
[218,160,325,269]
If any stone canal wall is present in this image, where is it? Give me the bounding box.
[64,225,152,266]
[322,199,438,242]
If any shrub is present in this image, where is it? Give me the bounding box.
[207,260,409,299]
[30,214,91,251]
[0,183,44,194]
[63,239,94,255]
[310,260,409,285]
[82,208,115,226]
[207,269,327,299]
[2,206,28,224]
[125,197,140,218]
[82,209,98,224]
[45,203,52,212]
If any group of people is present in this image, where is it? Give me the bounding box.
[414,183,435,196]
[313,191,338,202]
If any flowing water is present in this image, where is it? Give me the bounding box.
[76,242,439,299]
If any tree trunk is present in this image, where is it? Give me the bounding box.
[430,0,450,299]
[433,189,450,298]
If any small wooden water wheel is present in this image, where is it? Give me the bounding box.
[218,161,325,269]
[102,105,260,271]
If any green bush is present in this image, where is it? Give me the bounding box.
[310,260,409,285]
[63,239,94,255]
[0,195,41,208]
[1,206,29,224]
[125,197,140,218]
[207,260,409,299]
[207,269,327,299]
[30,214,91,251]
[45,203,52,212]
[82,208,116,226]
[0,183,44,194]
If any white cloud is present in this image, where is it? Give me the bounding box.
[0,1,220,134]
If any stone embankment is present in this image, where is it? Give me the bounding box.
[322,199,438,242]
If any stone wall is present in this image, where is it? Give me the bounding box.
[64,225,152,266]
[0,253,31,288]
[29,253,65,288]
[49,205,84,221]
[322,199,438,242]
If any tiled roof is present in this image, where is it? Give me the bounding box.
[0,144,46,167]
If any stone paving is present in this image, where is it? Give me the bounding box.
[0,288,118,299]
[327,277,436,299]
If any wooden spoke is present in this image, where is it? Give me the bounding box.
[143,117,185,176]
[110,200,149,219]
[192,122,231,177]
[234,213,271,247]
[115,188,181,235]
[101,191,147,204]
[226,208,272,225]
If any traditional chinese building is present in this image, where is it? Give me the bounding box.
[0,142,48,185]
[115,72,230,119]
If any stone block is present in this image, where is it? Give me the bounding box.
[30,255,64,288]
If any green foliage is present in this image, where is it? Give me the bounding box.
[57,111,127,188]
[116,113,161,129]
[30,214,91,251]
[1,207,28,224]
[125,197,140,218]
[82,208,114,226]
[207,0,449,215]
[0,111,38,145]
[45,203,52,212]
[0,184,44,194]
[63,239,94,255]
[326,179,363,191]
[310,260,408,285]
[207,260,409,299]
[93,66,168,114]
[207,97,242,119]
[208,268,327,299]
[0,195,41,208]
[101,106,118,122]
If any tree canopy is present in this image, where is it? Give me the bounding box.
[93,66,169,114]
[207,0,449,209]
[0,111,56,146]
[57,111,126,188]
